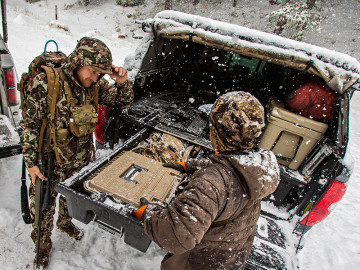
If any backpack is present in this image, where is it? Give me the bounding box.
[18,50,99,163]
[18,51,67,161]
[18,51,67,112]
[285,77,338,120]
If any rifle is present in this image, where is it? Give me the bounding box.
[20,158,34,224]
[34,152,54,268]
[104,107,125,149]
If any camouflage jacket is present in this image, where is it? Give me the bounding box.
[20,51,133,181]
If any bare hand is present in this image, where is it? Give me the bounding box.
[110,65,128,84]
[27,166,45,185]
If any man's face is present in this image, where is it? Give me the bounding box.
[76,66,101,87]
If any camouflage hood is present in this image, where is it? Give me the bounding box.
[209,91,265,151]
[62,37,113,87]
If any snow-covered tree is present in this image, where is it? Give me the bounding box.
[268,0,321,40]
[116,0,143,6]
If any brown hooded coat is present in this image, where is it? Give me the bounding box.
[143,148,280,270]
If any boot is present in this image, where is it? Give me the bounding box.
[31,230,52,269]
[33,249,50,269]
[56,220,84,240]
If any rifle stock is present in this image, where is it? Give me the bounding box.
[20,159,34,224]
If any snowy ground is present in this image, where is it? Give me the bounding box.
[1,0,360,269]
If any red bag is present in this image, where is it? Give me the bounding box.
[285,78,337,120]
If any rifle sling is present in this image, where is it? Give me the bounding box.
[34,177,43,226]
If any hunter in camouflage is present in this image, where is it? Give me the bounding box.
[137,92,280,270]
[20,37,134,268]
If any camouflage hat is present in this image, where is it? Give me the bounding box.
[209,91,265,151]
[71,37,113,74]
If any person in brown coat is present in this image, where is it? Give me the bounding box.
[134,91,280,270]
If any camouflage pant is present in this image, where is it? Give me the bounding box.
[29,183,72,253]
[29,138,92,254]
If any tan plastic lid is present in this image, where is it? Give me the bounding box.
[84,151,181,208]
[267,98,328,133]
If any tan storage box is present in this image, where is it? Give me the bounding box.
[84,151,181,208]
[258,99,328,170]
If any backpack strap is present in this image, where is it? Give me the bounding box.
[39,65,62,163]
[58,69,79,108]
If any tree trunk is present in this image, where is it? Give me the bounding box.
[193,0,199,6]
[1,0,7,43]
[233,0,237,7]
[165,0,172,10]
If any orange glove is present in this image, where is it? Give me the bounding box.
[178,162,186,170]
[134,205,147,220]
[163,162,186,173]
[134,197,149,220]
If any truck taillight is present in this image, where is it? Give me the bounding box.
[94,104,107,144]
[5,68,15,87]
[299,180,346,226]
[4,68,18,106]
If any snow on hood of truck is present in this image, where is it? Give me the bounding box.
[143,10,360,94]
